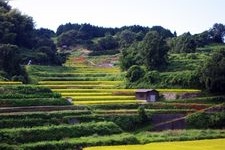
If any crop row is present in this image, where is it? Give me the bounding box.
[73,100,143,105]
[69,96,136,101]
[0,121,122,144]
[61,92,113,96]
[0,81,22,85]
[93,109,195,114]
[41,84,118,89]
[0,109,91,120]
[39,76,122,81]
[35,73,120,78]
[0,98,71,107]
[88,102,211,110]
[52,88,200,93]
[52,89,136,93]
[38,81,123,85]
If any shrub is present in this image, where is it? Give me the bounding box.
[126,65,145,82]
[187,112,225,129]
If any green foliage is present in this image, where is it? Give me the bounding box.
[0,98,70,107]
[126,65,145,82]
[200,48,225,93]
[187,112,225,129]
[0,110,91,128]
[92,35,119,51]
[140,31,169,70]
[118,29,137,48]
[21,133,138,150]
[138,106,148,123]
[150,26,174,38]
[169,32,196,53]
[145,70,160,84]
[120,43,142,70]
[209,23,225,43]
[0,44,21,78]
[0,121,122,144]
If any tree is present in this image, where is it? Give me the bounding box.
[126,65,145,82]
[118,29,137,48]
[138,106,148,123]
[140,31,169,70]
[150,26,174,39]
[200,48,225,93]
[0,44,21,77]
[209,23,225,43]
[169,32,196,53]
[95,35,118,51]
[120,42,143,70]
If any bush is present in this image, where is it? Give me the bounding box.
[66,114,143,131]
[126,65,145,82]
[187,112,225,129]
[21,133,138,150]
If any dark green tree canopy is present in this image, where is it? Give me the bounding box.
[209,23,225,43]
[169,32,196,53]
[150,26,174,39]
[201,48,225,93]
[140,31,169,70]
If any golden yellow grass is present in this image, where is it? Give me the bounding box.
[84,138,225,150]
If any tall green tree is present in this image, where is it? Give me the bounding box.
[200,48,225,93]
[209,23,225,43]
[0,44,21,77]
[140,31,169,70]
[169,32,196,53]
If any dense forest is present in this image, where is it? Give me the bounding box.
[0,1,225,93]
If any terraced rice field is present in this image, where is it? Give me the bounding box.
[84,138,225,150]
[30,56,140,105]
[1,53,224,150]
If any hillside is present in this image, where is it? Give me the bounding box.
[0,1,225,150]
[1,48,225,149]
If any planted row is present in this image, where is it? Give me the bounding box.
[36,73,119,77]
[39,81,122,85]
[71,96,136,101]
[89,103,211,110]
[73,100,139,105]
[0,121,122,144]
[0,109,91,120]
[52,89,136,93]
[0,98,70,107]
[41,84,117,89]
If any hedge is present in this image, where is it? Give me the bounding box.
[0,122,122,144]
[187,112,225,129]
[0,98,70,107]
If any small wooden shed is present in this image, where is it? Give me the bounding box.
[135,89,159,102]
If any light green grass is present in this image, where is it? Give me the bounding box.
[84,138,225,150]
